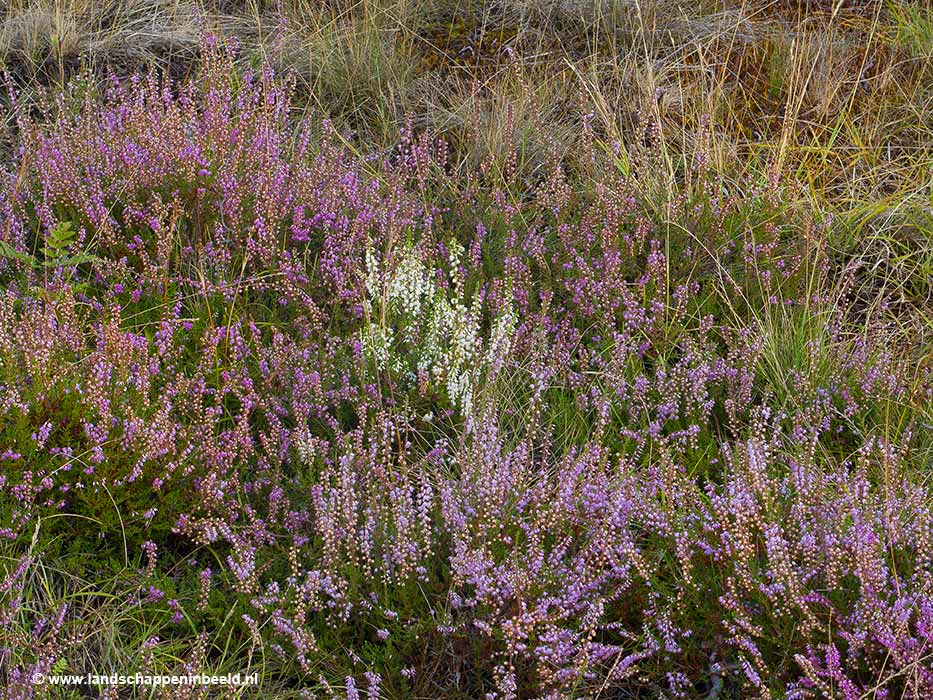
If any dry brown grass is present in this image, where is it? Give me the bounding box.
[0,1,231,84]
[1,0,931,205]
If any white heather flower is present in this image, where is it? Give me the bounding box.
[360,323,398,372]
[362,241,515,423]
[386,246,430,318]
[294,428,316,466]
[364,247,381,300]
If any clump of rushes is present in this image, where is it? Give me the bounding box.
[0,36,931,700]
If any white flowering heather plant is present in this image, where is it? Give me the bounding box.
[363,238,517,428]
[0,36,931,700]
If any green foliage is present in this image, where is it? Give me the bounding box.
[0,221,98,269]
[891,1,933,58]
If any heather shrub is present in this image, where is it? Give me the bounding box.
[0,37,931,700]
